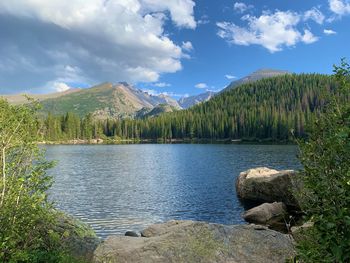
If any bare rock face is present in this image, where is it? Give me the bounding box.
[243,202,287,232]
[236,167,299,208]
[93,220,295,263]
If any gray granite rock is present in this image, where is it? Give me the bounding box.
[94,220,295,263]
[236,167,299,208]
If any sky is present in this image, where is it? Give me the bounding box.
[0,0,349,97]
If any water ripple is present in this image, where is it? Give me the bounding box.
[46,144,300,239]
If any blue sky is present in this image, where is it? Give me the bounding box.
[0,0,349,97]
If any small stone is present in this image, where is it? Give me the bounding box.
[125,231,139,237]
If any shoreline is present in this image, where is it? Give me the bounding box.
[38,138,297,145]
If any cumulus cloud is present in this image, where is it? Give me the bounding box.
[0,0,196,93]
[234,2,253,13]
[301,29,319,43]
[217,10,319,53]
[141,0,196,29]
[181,41,193,51]
[225,74,236,80]
[51,82,71,92]
[324,29,337,35]
[195,83,208,89]
[304,7,325,24]
[329,0,350,16]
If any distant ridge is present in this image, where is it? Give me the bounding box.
[222,69,290,92]
[1,68,292,118]
[178,91,216,109]
[37,82,182,118]
[0,88,81,105]
[1,82,182,119]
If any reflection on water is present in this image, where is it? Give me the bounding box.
[46,144,300,239]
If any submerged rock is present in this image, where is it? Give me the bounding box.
[94,220,295,263]
[243,202,287,232]
[236,167,299,208]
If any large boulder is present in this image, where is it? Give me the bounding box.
[94,220,295,263]
[236,167,299,208]
[55,212,101,262]
[243,202,287,232]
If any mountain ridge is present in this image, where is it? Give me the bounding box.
[222,69,291,92]
[1,68,293,118]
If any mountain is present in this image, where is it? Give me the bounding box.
[222,69,290,92]
[40,73,340,142]
[178,91,216,109]
[2,82,181,119]
[136,104,178,118]
[101,73,335,141]
[0,88,81,105]
[177,69,290,109]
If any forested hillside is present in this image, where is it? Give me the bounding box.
[40,74,337,142]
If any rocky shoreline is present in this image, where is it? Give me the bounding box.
[236,167,303,233]
[64,167,305,262]
[94,220,295,263]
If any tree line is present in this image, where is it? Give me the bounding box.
[39,74,339,142]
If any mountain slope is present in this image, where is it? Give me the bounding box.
[0,89,81,105]
[38,82,181,118]
[118,74,336,141]
[40,73,340,142]
[178,91,216,109]
[177,69,290,109]
[222,69,290,92]
[136,104,178,118]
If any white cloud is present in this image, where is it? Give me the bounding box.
[225,74,236,80]
[181,41,193,51]
[329,0,350,16]
[304,7,325,24]
[141,0,196,28]
[324,29,337,35]
[195,83,208,89]
[217,10,319,53]
[301,29,319,44]
[154,82,171,87]
[0,0,196,93]
[234,2,253,13]
[52,82,71,92]
[198,15,210,25]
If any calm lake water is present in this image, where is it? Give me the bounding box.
[46,144,300,239]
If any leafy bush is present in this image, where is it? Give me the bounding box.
[296,59,350,262]
[0,99,78,262]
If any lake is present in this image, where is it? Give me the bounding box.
[46,144,300,239]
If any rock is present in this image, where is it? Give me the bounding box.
[125,231,139,237]
[55,212,101,262]
[94,220,295,263]
[236,167,299,208]
[291,221,314,242]
[243,202,287,232]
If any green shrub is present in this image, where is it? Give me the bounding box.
[296,59,350,262]
[0,99,81,262]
